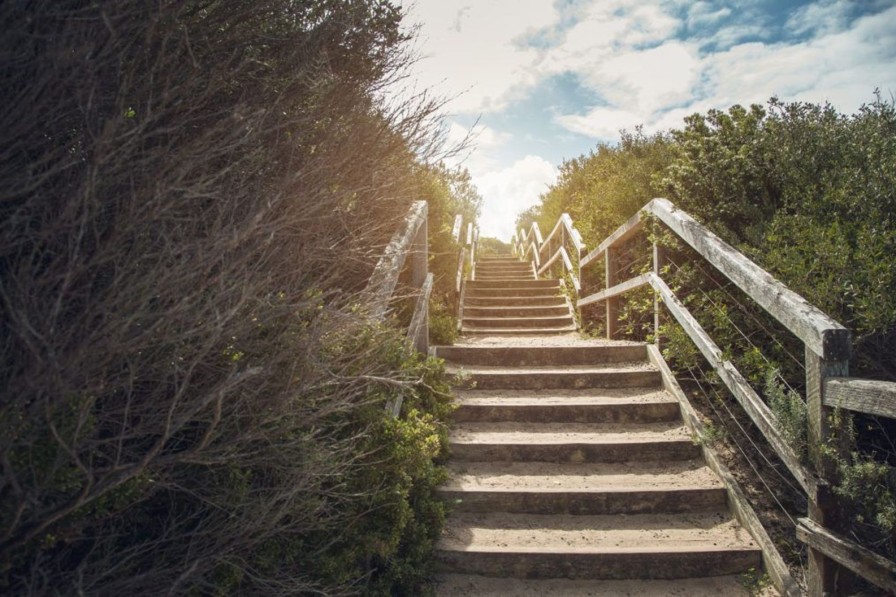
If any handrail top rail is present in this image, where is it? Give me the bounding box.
[540,213,586,255]
[365,200,428,319]
[587,198,850,361]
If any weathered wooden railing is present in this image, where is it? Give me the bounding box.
[365,200,432,362]
[511,214,584,290]
[453,213,478,330]
[452,213,479,292]
[526,199,896,595]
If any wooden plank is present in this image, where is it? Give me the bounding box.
[649,273,813,493]
[646,198,850,361]
[582,210,644,268]
[466,222,473,246]
[455,246,466,293]
[824,378,896,418]
[452,214,463,243]
[648,345,802,597]
[407,272,433,355]
[797,517,896,594]
[365,201,427,319]
[559,247,581,291]
[577,273,650,307]
[561,213,586,253]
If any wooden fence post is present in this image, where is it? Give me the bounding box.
[806,347,851,596]
[605,246,619,339]
[653,241,666,349]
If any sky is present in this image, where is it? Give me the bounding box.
[395,0,896,241]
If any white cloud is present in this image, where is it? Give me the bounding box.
[588,41,700,112]
[554,107,645,139]
[400,0,559,113]
[475,155,558,241]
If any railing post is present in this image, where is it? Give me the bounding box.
[653,242,666,349]
[605,246,619,339]
[806,347,851,596]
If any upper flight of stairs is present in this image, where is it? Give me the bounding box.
[461,257,576,334]
[433,255,770,596]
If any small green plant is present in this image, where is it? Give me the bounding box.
[738,566,772,595]
[764,369,808,461]
[694,421,727,446]
[429,297,458,345]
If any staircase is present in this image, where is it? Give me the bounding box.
[432,256,769,595]
[461,258,576,334]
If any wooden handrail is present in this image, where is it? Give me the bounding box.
[366,200,428,320]
[364,200,432,416]
[579,197,893,596]
[514,213,586,296]
[824,378,896,418]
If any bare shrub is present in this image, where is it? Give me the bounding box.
[0,1,450,594]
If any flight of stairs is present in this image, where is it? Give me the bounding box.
[461,257,576,334]
[432,256,767,596]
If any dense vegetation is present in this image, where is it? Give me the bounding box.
[0,1,477,594]
[521,96,896,558]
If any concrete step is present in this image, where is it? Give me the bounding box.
[439,460,727,515]
[450,389,680,424]
[437,344,647,367]
[467,279,560,290]
[462,315,575,329]
[473,275,537,282]
[465,286,563,298]
[448,421,700,462]
[434,573,773,596]
[464,295,567,307]
[461,326,579,335]
[436,511,761,580]
[463,305,571,318]
[446,364,661,390]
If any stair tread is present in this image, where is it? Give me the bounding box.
[442,460,723,492]
[461,327,578,334]
[438,511,759,552]
[447,363,654,374]
[450,421,691,443]
[434,573,775,596]
[453,388,675,405]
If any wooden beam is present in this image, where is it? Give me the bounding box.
[451,214,463,243]
[577,273,650,307]
[824,378,896,418]
[407,273,433,355]
[797,517,896,594]
[649,273,813,493]
[561,213,586,253]
[365,201,427,320]
[646,198,850,361]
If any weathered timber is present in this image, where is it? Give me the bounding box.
[646,198,850,361]
[537,246,580,291]
[407,272,433,355]
[452,214,463,243]
[797,517,896,595]
[824,377,896,418]
[605,246,620,339]
[577,273,650,308]
[650,273,813,493]
[365,200,427,319]
[647,345,801,597]
[455,246,466,292]
[806,349,851,596]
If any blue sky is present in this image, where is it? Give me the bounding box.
[397,0,896,240]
